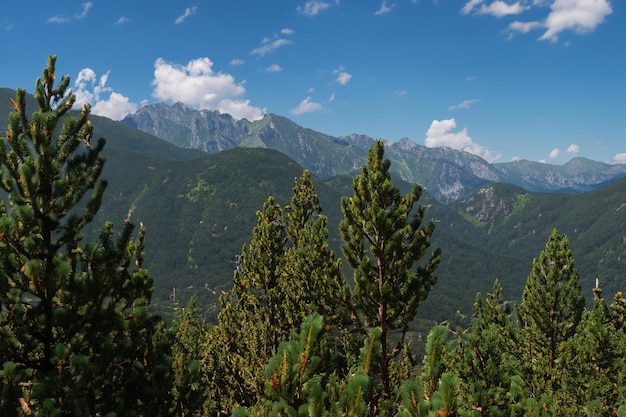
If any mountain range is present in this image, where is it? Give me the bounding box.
[2,89,626,330]
[122,102,626,203]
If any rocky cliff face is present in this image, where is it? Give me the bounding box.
[121,102,250,153]
[122,102,626,203]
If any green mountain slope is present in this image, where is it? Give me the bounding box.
[446,180,626,298]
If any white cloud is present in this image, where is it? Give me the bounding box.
[540,0,612,42]
[483,1,527,17]
[394,89,408,97]
[511,156,522,162]
[567,144,580,154]
[425,119,501,162]
[333,67,352,85]
[281,28,294,35]
[462,0,482,14]
[76,2,93,19]
[175,6,197,24]
[449,98,479,110]
[265,64,282,73]
[45,11,65,22]
[549,148,560,159]
[290,97,322,115]
[507,20,542,35]
[115,16,129,25]
[230,58,245,66]
[48,2,93,23]
[92,92,138,120]
[297,1,334,16]
[462,0,527,17]
[613,153,626,164]
[73,68,138,120]
[151,57,263,121]
[469,0,612,41]
[375,1,395,15]
[251,38,292,56]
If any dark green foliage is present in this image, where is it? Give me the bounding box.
[419,325,451,401]
[169,296,207,416]
[558,292,624,415]
[340,141,441,401]
[395,378,430,417]
[452,280,518,415]
[212,196,287,410]
[207,171,350,415]
[0,57,170,415]
[246,313,327,417]
[514,229,585,397]
[282,170,347,329]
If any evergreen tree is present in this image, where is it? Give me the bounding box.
[419,325,451,402]
[239,313,328,417]
[209,172,350,414]
[514,229,585,398]
[169,296,207,417]
[453,280,517,416]
[558,283,625,415]
[281,170,347,331]
[212,196,287,410]
[0,56,171,415]
[610,290,626,332]
[339,141,441,403]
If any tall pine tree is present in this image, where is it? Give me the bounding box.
[209,171,349,414]
[339,141,441,404]
[0,56,171,415]
[514,229,585,397]
[281,170,348,331]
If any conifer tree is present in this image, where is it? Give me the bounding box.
[339,141,441,402]
[210,172,349,414]
[558,283,625,414]
[169,296,207,417]
[0,56,170,415]
[212,196,287,410]
[453,280,517,416]
[514,229,585,397]
[282,170,346,331]
[420,325,451,402]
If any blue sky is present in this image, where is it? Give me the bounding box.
[1,0,623,164]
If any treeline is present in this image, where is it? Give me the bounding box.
[1,57,626,417]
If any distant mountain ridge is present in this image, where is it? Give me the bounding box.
[122,102,626,202]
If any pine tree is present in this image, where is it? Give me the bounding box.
[339,141,441,403]
[514,229,585,397]
[169,296,207,417]
[210,172,350,414]
[453,280,517,416]
[420,325,451,402]
[0,56,171,415]
[281,170,346,329]
[211,196,287,410]
[558,283,625,414]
